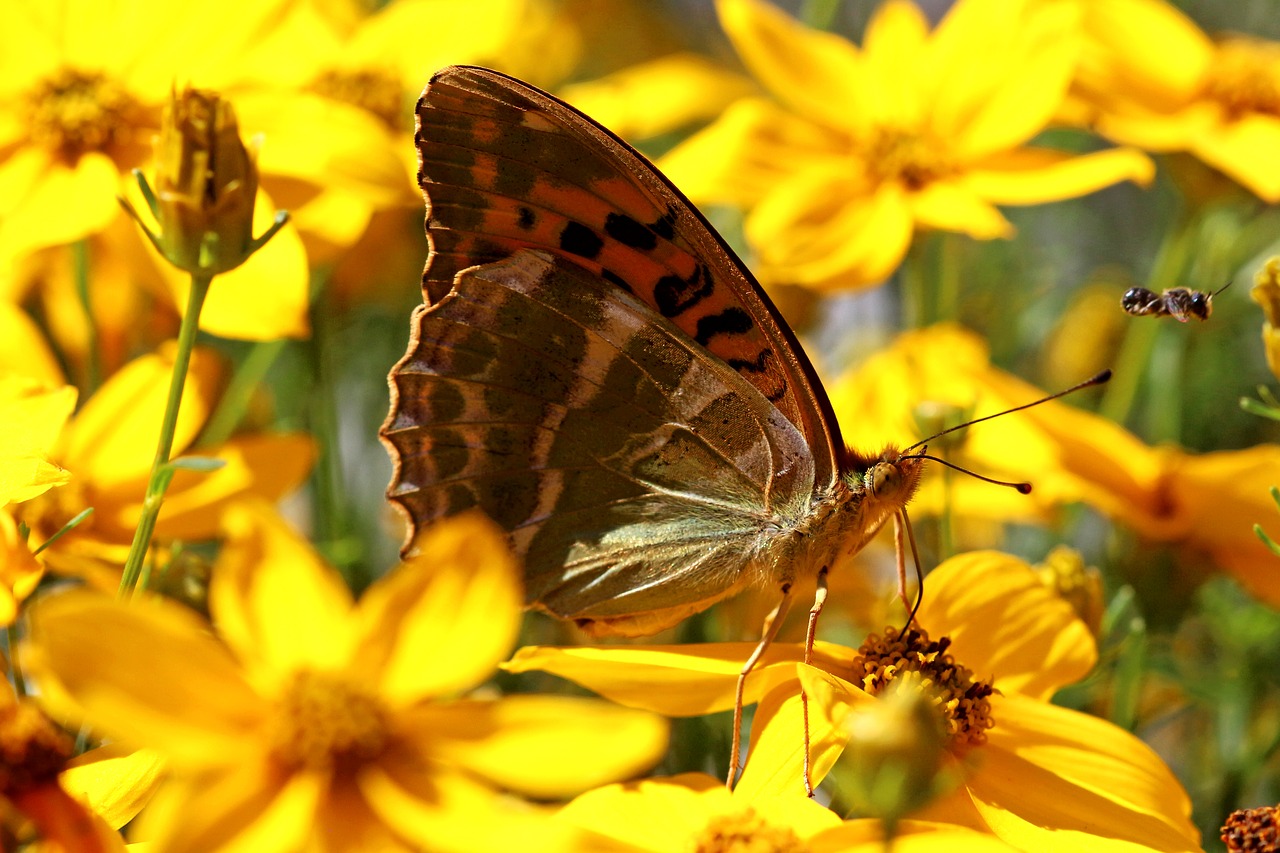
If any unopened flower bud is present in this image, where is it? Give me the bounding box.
[1035,546,1104,638]
[836,677,952,824]
[154,87,258,274]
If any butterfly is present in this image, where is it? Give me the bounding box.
[382,65,930,789]
[1121,282,1230,322]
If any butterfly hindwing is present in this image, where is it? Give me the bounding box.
[413,65,841,483]
[383,250,817,634]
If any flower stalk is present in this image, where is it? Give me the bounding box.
[116,87,287,596]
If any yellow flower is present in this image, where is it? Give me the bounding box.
[0,0,326,345]
[13,345,314,588]
[509,553,1200,851]
[1251,256,1280,380]
[828,323,1280,606]
[0,375,75,507]
[25,511,669,853]
[555,772,1018,852]
[658,0,1154,289]
[1067,0,1280,201]
[0,677,159,853]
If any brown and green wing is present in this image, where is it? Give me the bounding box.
[413,65,840,484]
[382,251,816,635]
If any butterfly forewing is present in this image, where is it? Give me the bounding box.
[384,250,817,633]
[413,66,841,482]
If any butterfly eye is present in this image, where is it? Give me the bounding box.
[869,463,894,496]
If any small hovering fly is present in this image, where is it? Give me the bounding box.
[1121,281,1230,323]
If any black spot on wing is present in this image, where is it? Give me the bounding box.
[517,206,536,230]
[693,307,754,346]
[654,263,713,318]
[560,221,604,259]
[604,212,657,251]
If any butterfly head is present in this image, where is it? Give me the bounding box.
[841,446,926,509]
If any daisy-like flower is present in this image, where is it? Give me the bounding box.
[555,771,1019,852]
[658,0,1154,289]
[0,676,162,853]
[0,0,329,349]
[828,323,1280,608]
[25,510,669,852]
[12,345,314,589]
[1066,0,1280,201]
[508,552,1201,851]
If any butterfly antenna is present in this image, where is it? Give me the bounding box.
[903,453,1032,493]
[901,369,1112,456]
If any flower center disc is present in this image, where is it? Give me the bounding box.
[692,809,809,853]
[269,670,390,773]
[24,68,146,161]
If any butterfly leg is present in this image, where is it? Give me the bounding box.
[727,583,795,789]
[800,565,830,797]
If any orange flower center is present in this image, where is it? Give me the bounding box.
[1204,38,1280,120]
[862,127,952,190]
[851,626,995,748]
[691,809,809,853]
[1221,805,1280,853]
[311,68,407,131]
[268,670,390,773]
[23,68,148,161]
[0,700,73,796]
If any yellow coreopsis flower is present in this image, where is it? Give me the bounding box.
[658,0,1154,289]
[12,345,314,588]
[509,553,1201,852]
[829,323,1280,608]
[26,511,669,853]
[1066,0,1280,201]
[555,771,1018,852]
[0,0,327,348]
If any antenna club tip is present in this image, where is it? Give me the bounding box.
[1092,369,1113,385]
[1016,483,1033,495]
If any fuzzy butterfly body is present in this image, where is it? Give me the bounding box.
[381,66,923,638]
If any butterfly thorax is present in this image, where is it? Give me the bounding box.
[751,447,925,587]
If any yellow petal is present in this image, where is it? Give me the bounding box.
[737,666,866,800]
[359,512,521,704]
[1078,0,1213,110]
[211,504,357,679]
[61,345,220,488]
[715,0,864,130]
[908,182,1013,239]
[749,179,915,289]
[403,695,667,799]
[916,552,1096,700]
[0,302,64,386]
[360,763,580,853]
[560,53,757,141]
[860,0,931,129]
[62,744,165,830]
[1193,115,1280,202]
[152,432,316,541]
[503,641,851,716]
[970,694,1199,852]
[24,589,264,768]
[554,773,725,850]
[134,761,319,853]
[964,147,1155,205]
[658,98,839,208]
[938,0,1080,158]
[0,150,120,260]
[0,376,75,506]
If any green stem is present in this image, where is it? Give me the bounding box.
[199,338,289,448]
[117,273,212,597]
[72,239,101,394]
